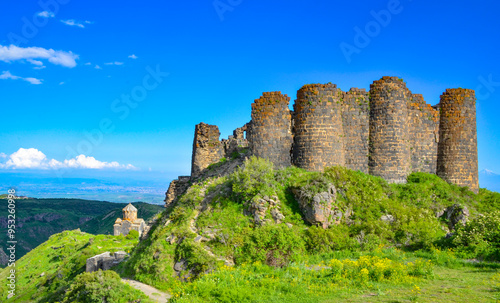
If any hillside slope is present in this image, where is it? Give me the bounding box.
[119,156,500,301]
[2,156,499,302]
[0,230,152,302]
[0,198,163,261]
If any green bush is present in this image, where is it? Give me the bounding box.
[63,270,149,303]
[230,156,277,202]
[126,229,139,239]
[452,211,500,260]
[304,225,358,253]
[236,225,305,267]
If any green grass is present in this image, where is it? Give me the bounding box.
[0,229,147,302]
[3,157,500,302]
[0,198,163,258]
[121,158,500,298]
[168,247,499,302]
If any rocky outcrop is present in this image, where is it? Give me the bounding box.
[292,183,341,229]
[247,195,285,225]
[86,251,128,272]
[437,204,469,231]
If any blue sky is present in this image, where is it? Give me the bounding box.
[0,0,499,191]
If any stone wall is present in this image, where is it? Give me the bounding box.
[342,88,369,173]
[191,122,224,178]
[222,124,249,157]
[408,94,440,173]
[181,77,479,199]
[248,92,293,168]
[86,251,128,272]
[369,77,411,183]
[437,88,478,193]
[292,83,345,171]
[165,176,191,207]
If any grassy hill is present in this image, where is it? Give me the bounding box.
[0,230,152,302]
[2,156,499,302]
[0,198,163,259]
[121,156,500,302]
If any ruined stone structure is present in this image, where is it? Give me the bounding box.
[191,123,225,178]
[408,94,440,174]
[86,251,128,272]
[369,76,412,184]
[165,176,191,207]
[113,203,145,237]
[165,76,479,207]
[342,88,370,173]
[437,88,478,193]
[293,84,345,171]
[248,92,293,168]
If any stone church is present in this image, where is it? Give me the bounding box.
[113,203,145,237]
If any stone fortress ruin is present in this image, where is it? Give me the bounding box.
[165,76,478,206]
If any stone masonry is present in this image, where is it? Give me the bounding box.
[369,76,412,184]
[248,92,293,168]
[437,89,478,193]
[86,251,128,272]
[165,76,479,207]
[408,94,440,174]
[342,88,370,173]
[191,122,224,178]
[113,203,145,237]
[293,84,345,171]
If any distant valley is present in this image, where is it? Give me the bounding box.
[0,198,163,264]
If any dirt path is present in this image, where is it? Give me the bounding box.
[122,278,171,302]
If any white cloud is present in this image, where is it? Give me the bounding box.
[104,61,124,66]
[59,81,65,85]
[27,59,43,66]
[0,148,135,170]
[84,20,94,24]
[128,54,138,59]
[0,71,42,85]
[84,62,92,65]
[0,44,78,68]
[2,148,47,169]
[60,19,86,28]
[37,11,55,18]
[0,153,7,158]
[95,64,102,69]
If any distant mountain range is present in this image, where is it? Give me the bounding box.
[479,169,500,192]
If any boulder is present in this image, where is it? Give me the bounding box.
[247,195,285,225]
[439,204,469,230]
[292,183,340,229]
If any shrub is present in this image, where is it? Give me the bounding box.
[176,240,218,277]
[230,156,277,202]
[126,229,139,239]
[63,270,148,303]
[452,211,500,260]
[236,225,305,267]
[304,225,358,253]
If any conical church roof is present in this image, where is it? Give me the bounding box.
[123,203,137,212]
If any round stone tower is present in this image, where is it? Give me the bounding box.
[292,83,345,171]
[248,92,293,168]
[122,203,138,221]
[437,88,478,193]
[369,76,411,183]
